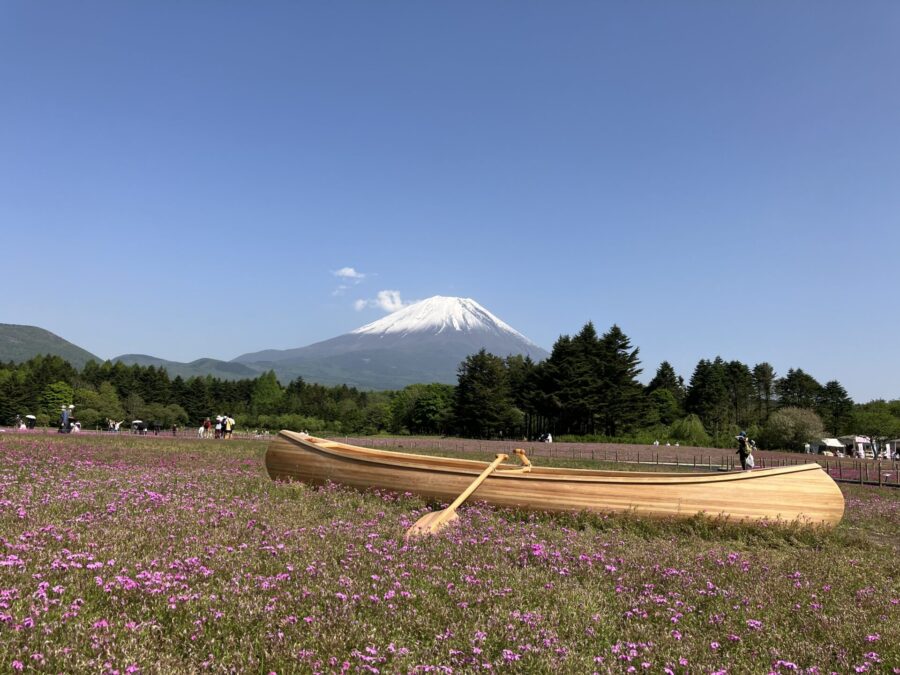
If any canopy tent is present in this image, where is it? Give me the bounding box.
[810,438,845,454]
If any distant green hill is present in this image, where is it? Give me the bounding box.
[0,323,101,369]
[112,354,264,381]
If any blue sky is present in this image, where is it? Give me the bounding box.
[2,2,898,402]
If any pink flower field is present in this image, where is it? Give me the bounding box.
[0,434,897,673]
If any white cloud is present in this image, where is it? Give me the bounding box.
[333,267,365,281]
[375,290,406,312]
[353,290,411,313]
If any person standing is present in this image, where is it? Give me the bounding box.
[736,431,751,471]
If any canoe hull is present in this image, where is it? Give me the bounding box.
[266,432,845,527]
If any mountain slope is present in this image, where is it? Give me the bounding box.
[234,296,548,388]
[112,354,264,381]
[0,323,101,369]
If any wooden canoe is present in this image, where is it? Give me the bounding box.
[265,432,845,527]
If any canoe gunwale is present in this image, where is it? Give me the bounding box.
[274,431,827,486]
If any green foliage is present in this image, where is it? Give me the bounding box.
[256,413,327,433]
[816,380,854,435]
[670,414,712,446]
[648,388,681,426]
[751,362,776,421]
[758,407,825,451]
[0,339,893,450]
[97,381,126,421]
[40,381,74,416]
[851,400,900,440]
[776,368,822,409]
[646,360,685,403]
[453,349,517,438]
[75,407,102,428]
[389,384,453,434]
[526,323,646,438]
[251,370,283,414]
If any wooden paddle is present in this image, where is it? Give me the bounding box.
[406,453,508,539]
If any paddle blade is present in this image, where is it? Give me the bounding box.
[405,509,459,539]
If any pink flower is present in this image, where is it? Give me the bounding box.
[11,661,24,671]
[710,641,720,650]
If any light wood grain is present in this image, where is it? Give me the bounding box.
[265,432,845,527]
[406,453,508,538]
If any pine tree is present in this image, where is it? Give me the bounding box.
[724,360,755,429]
[751,362,776,422]
[776,369,821,409]
[816,380,853,435]
[595,325,645,437]
[646,361,685,402]
[685,358,729,439]
[453,349,515,438]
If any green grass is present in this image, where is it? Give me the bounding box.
[0,433,896,673]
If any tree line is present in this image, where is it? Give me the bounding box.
[449,323,900,450]
[1,324,898,450]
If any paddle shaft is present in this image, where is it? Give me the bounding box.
[425,453,508,533]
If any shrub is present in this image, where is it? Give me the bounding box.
[670,414,711,446]
[759,407,824,451]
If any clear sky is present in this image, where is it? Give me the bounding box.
[2,2,898,402]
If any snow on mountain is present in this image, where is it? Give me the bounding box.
[351,296,538,345]
[231,295,548,388]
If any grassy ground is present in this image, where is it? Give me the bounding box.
[0,434,896,673]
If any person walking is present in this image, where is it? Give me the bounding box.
[736,431,751,471]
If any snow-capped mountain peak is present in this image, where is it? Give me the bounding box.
[351,296,537,345]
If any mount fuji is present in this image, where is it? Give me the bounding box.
[233,296,549,389]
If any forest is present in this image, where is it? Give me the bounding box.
[1,322,898,450]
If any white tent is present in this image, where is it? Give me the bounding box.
[810,438,844,454]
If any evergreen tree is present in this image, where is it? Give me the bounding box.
[505,354,536,415]
[595,325,646,436]
[685,358,729,439]
[182,377,212,423]
[648,388,681,426]
[646,361,685,425]
[251,371,283,415]
[816,380,853,436]
[560,323,604,434]
[776,368,821,409]
[724,360,755,429]
[453,349,515,438]
[40,381,74,417]
[408,384,454,435]
[533,334,574,435]
[646,361,685,402]
[751,362,776,422]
